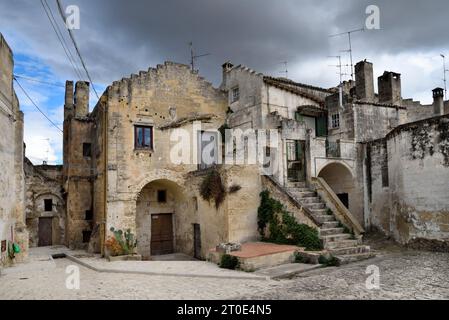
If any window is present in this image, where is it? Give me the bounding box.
[157,190,167,203]
[135,126,153,149]
[44,199,53,212]
[198,131,218,170]
[83,143,92,157]
[82,230,92,243]
[85,209,93,221]
[331,113,340,129]
[231,87,240,103]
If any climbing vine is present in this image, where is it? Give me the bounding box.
[257,191,322,251]
[410,124,434,160]
[437,120,449,167]
[200,169,226,209]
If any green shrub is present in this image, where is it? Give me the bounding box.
[318,254,340,267]
[294,252,310,264]
[258,191,323,251]
[326,208,333,216]
[220,254,240,270]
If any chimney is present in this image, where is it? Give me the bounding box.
[355,60,374,101]
[433,87,444,116]
[74,81,90,117]
[378,71,402,105]
[221,61,234,89]
[64,81,74,120]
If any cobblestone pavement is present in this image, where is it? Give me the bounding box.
[1,243,449,300]
[238,250,449,300]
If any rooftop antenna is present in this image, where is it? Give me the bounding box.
[329,28,365,81]
[441,54,449,100]
[189,42,211,72]
[41,138,50,165]
[328,55,349,108]
[279,61,288,78]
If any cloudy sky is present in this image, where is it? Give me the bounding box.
[0,0,448,164]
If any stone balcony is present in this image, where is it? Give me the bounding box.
[310,137,356,178]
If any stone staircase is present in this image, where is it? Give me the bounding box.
[287,182,374,265]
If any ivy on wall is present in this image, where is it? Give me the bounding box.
[257,191,322,251]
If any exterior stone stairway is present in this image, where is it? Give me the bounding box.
[287,182,375,265]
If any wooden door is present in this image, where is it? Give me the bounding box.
[286,140,306,182]
[151,214,174,255]
[193,224,201,260]
[38,217,53,247]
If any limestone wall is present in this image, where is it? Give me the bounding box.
[0,33,27,266]
[24,159,65,247]
[368,115,449,243]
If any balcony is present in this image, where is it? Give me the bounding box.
[310,137,356,178]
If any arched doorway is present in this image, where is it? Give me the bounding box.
[136,179,188,259]
[318,162,354,210]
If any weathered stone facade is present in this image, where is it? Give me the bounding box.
[24,159,65,248]
[61,62,268,259]
[0,33,28,267]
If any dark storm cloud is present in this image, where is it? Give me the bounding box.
[1,0,448,87]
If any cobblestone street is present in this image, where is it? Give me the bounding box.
[239,250,449,300]
[1,243,449,300]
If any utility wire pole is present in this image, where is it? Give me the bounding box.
[329,28,365,81]
[189,42,210,72]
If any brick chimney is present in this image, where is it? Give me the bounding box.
[74,81,90,117]
[64,81,74,120]
[433,87,444,116]
[221,61,234,89]
[378,71,402,105]
[355,60,374,101]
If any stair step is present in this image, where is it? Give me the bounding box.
[291,191,317,198]
[314,215,336,223]
[322,221,339,229]
[320,233,351,242]
[306,203,326,210]
[287,187,311,194]
[287,182,306,188]
[299,197,321,204]
[329,245,370,256]
[325,240,359,249]
[320,228,344,236]
[335,252,376,265]
[311,209,328,215]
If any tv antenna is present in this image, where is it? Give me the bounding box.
[329,28,365,81]
[441,54,449,99]
[41,138,50,165]
[189,42,211,72]
[328,55,349,108]
[279,61,288,78]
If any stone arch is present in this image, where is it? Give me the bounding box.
[318,162,355,212]
[135,177,190,259]
[316,160,354,178]
[132,169,186,201]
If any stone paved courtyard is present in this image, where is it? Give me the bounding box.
[1,237,449,300]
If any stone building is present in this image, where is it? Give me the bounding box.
[221,59,449,252]
[24,159,66,248]
[62,62,263,259]
[0,33,28,267]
